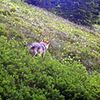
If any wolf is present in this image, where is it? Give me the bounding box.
[28,41,50,57]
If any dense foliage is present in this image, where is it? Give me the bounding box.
[25,0,100,26]
[0,0,100,99]
[0,35,100,100]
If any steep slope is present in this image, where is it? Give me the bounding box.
[0,0,100,100]
[25,0,100,26]
[0,0,100,72]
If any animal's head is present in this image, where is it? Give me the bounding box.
[40,40,50,49]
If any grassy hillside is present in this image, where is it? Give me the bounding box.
[0,0,100,99]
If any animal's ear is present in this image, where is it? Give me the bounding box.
[42,40,49,44]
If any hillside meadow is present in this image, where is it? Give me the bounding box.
[0,0,100,99]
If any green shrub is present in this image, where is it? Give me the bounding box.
[0,24,7,36]
[0,36,100,100]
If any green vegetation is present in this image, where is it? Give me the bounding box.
[0,36,100,100]
[0,0,100,99]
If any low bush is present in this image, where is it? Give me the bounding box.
[0,36,100,100]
